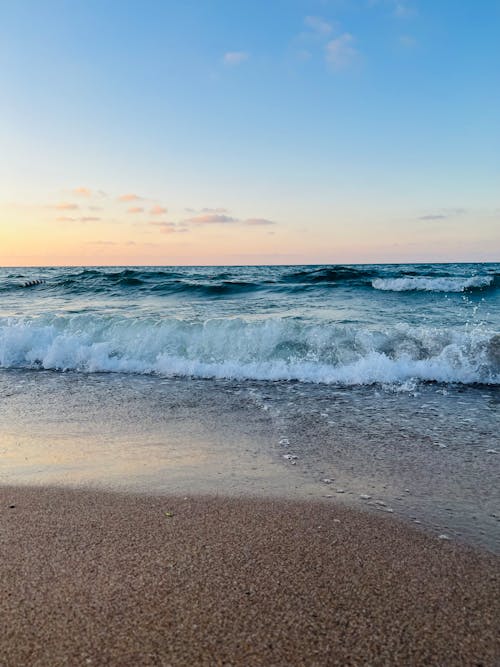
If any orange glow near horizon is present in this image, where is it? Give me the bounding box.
[1,189,499,266]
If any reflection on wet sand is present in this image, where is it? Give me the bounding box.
[0,369,499,551]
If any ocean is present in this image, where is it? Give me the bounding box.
[0,263,499,550]
[0,263,498,383]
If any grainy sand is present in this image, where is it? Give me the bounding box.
[1,486,498,666]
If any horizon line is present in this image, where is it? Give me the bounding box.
[0,260,498,269]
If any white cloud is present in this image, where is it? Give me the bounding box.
[394,2,417,18]
[223,51,249,66]
[367,0,417,19]
[304,16,333,35]
[325,33,359,70]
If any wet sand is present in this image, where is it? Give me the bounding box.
[1,486,498,666]
[2,372,499,552]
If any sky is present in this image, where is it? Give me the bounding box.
[0,0,499,266]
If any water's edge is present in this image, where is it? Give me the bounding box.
[1,369,498,553]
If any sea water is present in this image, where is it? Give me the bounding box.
[0,264,499,550]
[0,263,498,383]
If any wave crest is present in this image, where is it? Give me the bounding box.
[372,276,494,293]
[0,315,497,386]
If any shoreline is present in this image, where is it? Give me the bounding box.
[1,370,499,553]
[1,485,498,666]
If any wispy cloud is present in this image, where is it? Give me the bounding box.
[244,218,276,226]
[366,0,418,20]
[418,214,447,221]
[418,208,467,221]
[393,2,417,18]
[150,221,188,234]
[128,206,144,214]
[185,213,238,224]
[223,51,249,66]
[54,202,79,210]
[298,16,360,72]
[304,16,333,35]
[325,33,359,70]
[56,215,100,222]
[87,240,160,247]
[73,187,92,197]
[150,205,167,215]
[118,193,143,202]
[201,207,228,213]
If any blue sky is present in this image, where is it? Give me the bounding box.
[0,0,499,265]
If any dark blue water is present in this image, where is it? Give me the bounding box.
[0,263,498,385]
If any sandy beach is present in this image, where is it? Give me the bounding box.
[1,485,498,666]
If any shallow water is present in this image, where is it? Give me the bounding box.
[0,369,498,552]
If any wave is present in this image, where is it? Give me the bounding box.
[3,269,264,297]
[372,276,495,293]
[0,315,497,386]
[282,266,374,285]
[1,265,376,295]
[153,280,261,296]
[2,266,498,297]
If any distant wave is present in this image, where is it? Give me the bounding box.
[372,276,495,293]
[0,270,263,297]
[0,265,376,295]
[0,315,497,386]
[2,266,498,297]
[282,266,373,284]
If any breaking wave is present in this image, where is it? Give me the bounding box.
[372,276,494,293]
[0,315,498,386]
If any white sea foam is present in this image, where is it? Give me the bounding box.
[372,276,493,292]
[0,315,498,385]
